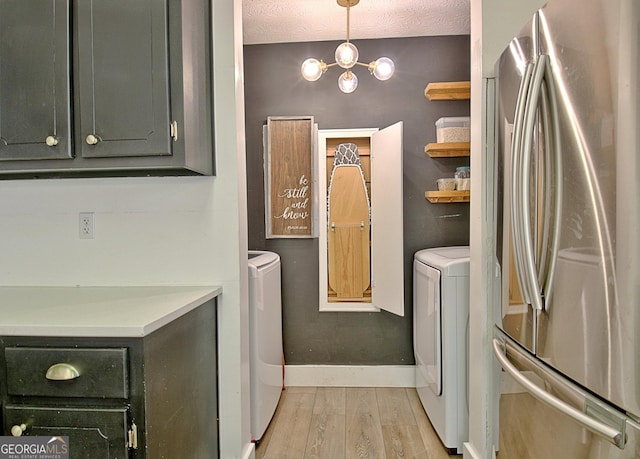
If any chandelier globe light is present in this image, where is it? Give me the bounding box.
[338,71,358,94]
[300,0,395,93]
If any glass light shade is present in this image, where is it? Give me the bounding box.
[372,57,395,80]
[338,71,358,94]
[301,58,325,81]
[335,42,359,69]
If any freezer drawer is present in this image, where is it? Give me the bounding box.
[498,384,640,458]
[494,331,640,458]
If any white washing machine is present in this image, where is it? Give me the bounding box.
[248,250,283,441]
[413,246,470,454]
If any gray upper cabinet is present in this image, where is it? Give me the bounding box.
[0,0,72,161]
[0,0,213,177]
[75,0,171,159]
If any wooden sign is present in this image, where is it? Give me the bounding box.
[265,116,315,238]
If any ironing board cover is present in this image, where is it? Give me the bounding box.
[327,143,371,219]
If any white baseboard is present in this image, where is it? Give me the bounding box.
[283,365,416,387]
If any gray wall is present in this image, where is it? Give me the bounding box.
[244,36,470,365]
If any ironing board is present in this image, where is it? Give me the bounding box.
[327,143,371,299]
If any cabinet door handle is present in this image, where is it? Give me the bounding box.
[45,363,80,381]
[11,424,26,436]
[45,136,59,147]
[85,134,100,145]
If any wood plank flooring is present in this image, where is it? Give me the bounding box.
[255,387,460,459]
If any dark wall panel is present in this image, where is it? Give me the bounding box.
[244,36,470,365]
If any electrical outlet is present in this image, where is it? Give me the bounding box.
[79,212,95,239]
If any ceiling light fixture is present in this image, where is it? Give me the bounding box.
[300,0,395,94]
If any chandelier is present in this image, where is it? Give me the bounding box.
[300,0,395,94]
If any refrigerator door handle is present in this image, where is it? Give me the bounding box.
[538,60,563,308]
[493,337,626,448]
[518,54,547,311]
[537,80,553,288]
[510,61,535,306]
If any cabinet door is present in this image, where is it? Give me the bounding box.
[0,0,72,161]
[75,0,171,159]
[4,405,129,459]
[371,121,404,316]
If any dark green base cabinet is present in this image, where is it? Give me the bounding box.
[0,300,218,458]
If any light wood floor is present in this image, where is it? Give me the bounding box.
[255,387,460,459]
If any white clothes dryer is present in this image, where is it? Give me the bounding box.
[248,250,283,441]
[413,246,470,454]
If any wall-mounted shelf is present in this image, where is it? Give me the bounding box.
[423,81,471,204]
[424,81,471,101]
[425,142,471,157]
[425,190,470,203]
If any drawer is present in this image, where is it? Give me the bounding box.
[4,404,129,458]
[5,347,128,399]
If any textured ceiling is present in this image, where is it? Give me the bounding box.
[242,0,471,45]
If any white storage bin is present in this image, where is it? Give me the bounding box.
[456,178,470,190]
[435,117,470,143]
[437,178,457,191]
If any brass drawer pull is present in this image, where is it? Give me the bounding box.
[45,363,80,381]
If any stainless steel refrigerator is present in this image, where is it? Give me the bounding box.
[493,0,640,456]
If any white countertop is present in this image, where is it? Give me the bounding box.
[0,285,222,337]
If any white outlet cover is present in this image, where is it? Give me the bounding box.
[79,212,95,239]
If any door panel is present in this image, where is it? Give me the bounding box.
[4,405,129,459]
[75,0,171,158]
[413,261,441,396]
[535,0,620,409]
[371,121,404,316]
[0,0,72,160]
